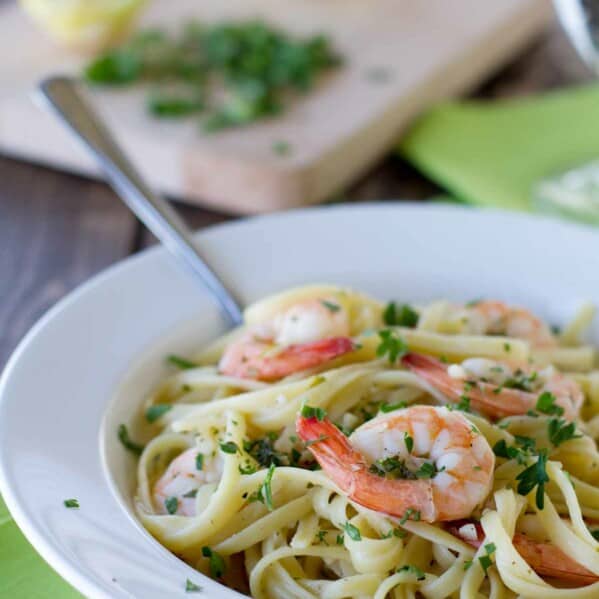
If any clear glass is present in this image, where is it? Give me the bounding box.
[538,1,599,223]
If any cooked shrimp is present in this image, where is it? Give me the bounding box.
[462,300,557,348]
[296,405,494,522]
[448,520,599,585]
[153,448,222,516]
[402,353,583,421]
[219,297,355,381]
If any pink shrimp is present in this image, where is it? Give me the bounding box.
[153,448,222,516]
[219,336,355,382]
[402,353,582,421]
[296,405,494,522]
[464,300,557,348]
[448,520,599,586]
[219,296,356,381]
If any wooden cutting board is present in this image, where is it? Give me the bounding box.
[0,0,552,214]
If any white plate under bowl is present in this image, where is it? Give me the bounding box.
[2,203,599,598]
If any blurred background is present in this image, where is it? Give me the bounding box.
[1,0,598,370]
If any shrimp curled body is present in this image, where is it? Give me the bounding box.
[219,297,355,381]
[153,448,222,516]
[297,405,494,522]
[402,352,583,420]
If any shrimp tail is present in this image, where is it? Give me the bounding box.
[296,414,436,521]
[447,520,599,585]
[401,352,534,419]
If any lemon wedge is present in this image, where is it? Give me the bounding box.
[20,0,148,51]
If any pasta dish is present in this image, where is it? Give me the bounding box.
[131,284,599,598]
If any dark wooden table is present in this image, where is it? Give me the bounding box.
[0,25,590,368]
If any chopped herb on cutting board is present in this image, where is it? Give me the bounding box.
[85,21,341,132]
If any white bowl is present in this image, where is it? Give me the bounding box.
[1,203,599,598]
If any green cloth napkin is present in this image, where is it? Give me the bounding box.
[0,496,81,598]
[399,84,599,211]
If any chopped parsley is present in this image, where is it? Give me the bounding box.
[536,392,564,416]
[300,404,327,421]
[182,489,198,498]
[503,343,511,352]
[238,462,258,475]
[63,498,79,509]
[415,462,438,479]
[165,496,179,514]
[195,452,204,471]
[463,559,473,571]
[336,533,344,545]
[166,354,197,370]
[202,546,225,578]
[344,521,362,541]
[456,395,471,412]
[145,404,172,423]
[399,508,420,525]
[548,418,580,447]
[250,463,277,511]
[315,530,328,544]
[320,299,341,313]
[376,329,408,363]
[515,449,550,509]
[380,401,408,413]
[383,302,419,328]
[369,456,416,480]
[85,23,341,131]
[502,369,538,392]
[219,441,240,454]
[397,564,425,581]
[185,579,202,592]
[117,424,144,456]
[404,432,414,453]
[478,542,496,574]
[243,436,285,467]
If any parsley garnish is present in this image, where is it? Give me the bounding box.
[397,564,425,580]
[238,462,257,475]
[243,436,285,467]
[456,395,471,412]
[399,508,420,524]
[536,392,564,416]
[376,329,408,363]
[63,498,79,509]
[117,424,144,456]
[415,462,437,479]
[404,432,414,453]
[336,534,344,545]
[320,299,341,313]
[145,404,172,423]
[380,401,408,413]
[515,449,550,509]
[548,418,580,447]
[344,522,362,541]
[166,354,197,369]
[503,343,511,352]
[478,543,496,574]
[219,441,239,454]
[383,302,419,328]
[463,559,473,571]
[300,404,327,421]
[185,579,202,592]
[202,546,225,578]
[165,496,178,514]
[253,463,276,511]
[182,489,198,498]
[195,452,204,470]
[315,530,328,544]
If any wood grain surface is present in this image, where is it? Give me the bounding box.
[0,0,552,212]
[0,24,591,369]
